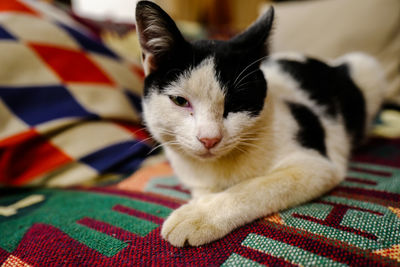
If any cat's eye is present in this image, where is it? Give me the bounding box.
[169,95,191,108]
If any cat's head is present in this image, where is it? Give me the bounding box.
[136,1,274,160]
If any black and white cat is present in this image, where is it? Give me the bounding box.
[135,1,386,247]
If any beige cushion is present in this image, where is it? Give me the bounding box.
[262,0,400,103]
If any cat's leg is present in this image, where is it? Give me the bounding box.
[191,188,219,198]
[161,151,343,247]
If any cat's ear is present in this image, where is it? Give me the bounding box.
[135,1,186,75]
[230,7,274,56]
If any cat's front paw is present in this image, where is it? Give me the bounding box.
[161,196,232,247]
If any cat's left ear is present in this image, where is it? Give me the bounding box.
[135,1,187,75]
[229,7,274,56]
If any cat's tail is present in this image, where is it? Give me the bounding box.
[334,52,388,126]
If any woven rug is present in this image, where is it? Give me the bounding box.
[1,137,399,266]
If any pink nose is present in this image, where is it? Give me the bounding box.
[198,137,221,149]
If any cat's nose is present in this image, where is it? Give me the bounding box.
[198,136,221,149]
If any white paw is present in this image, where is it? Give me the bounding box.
[161,196,233,247]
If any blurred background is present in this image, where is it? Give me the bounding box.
[44,0,280,66]
[59,0,274,31]
[44,0,399,104]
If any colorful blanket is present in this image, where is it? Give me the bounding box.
[1,137,400,266]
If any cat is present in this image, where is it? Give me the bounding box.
[135,1,387,247]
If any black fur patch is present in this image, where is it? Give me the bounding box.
[278,58,366,146]
[211,42,267,117]
[144,40,268,117]
[288,102,327,156]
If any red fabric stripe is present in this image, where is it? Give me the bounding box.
[156,184,191,195]
[0,247,9,265]
[336,186,400,201]
[77,217,139,241]
[130,64,145,81]
[29,43,114,85]
[112,204,164,225]
[345,177,378,185]
[0,0,39,16]
[349,166,392,177]
[318,200,383,216]
[0,129,72,185]
[234,244,296,266]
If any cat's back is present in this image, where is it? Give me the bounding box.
[262,52,386,146]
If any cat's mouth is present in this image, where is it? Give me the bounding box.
[199,151,216,159]
[196,148,228,160]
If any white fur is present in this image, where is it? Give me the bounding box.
[142,52,386,247]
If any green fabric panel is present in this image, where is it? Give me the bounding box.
[0,188,172,254]
[61,223,128,257]
[281,195,400,250]
[242,234,347,267]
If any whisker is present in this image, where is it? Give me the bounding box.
[233,145,248,154]
[124,126,148,136]
[146,140,180,155]
[131,136,154,145]
[240,142,261,150]
[238,137,263,142]
[233,55,269,87]
[147,143,166,155]
[234,68,262,90]
[127,136,155,152]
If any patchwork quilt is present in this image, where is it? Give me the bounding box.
[0,0,150,187]
[1,1,400,266]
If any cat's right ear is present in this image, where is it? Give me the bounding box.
[229,7,274,56]
[135,1,186,75]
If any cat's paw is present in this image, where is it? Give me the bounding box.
[161,196,232,247]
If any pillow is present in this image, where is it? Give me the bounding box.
[262,0,400,104]
[0,0,150,187]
